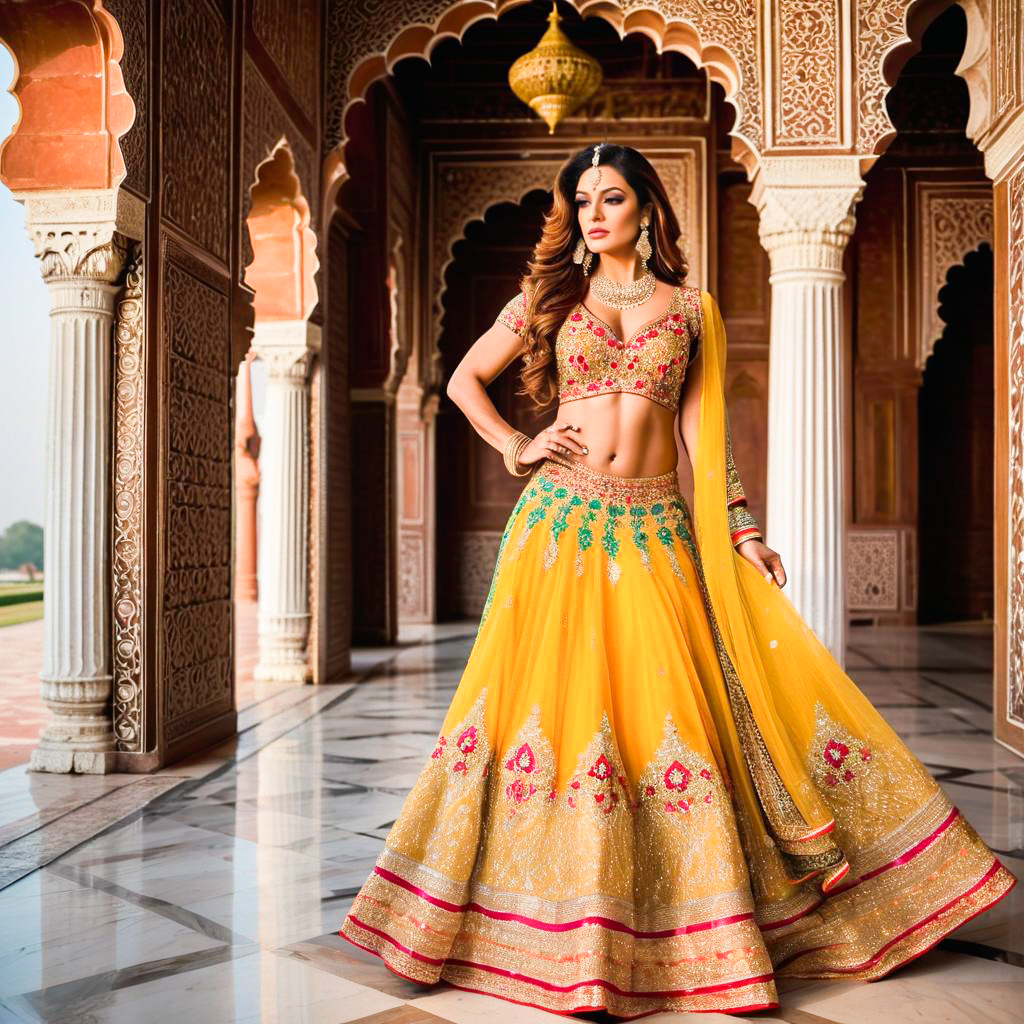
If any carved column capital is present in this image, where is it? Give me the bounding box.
[750,157,866,279]
[14,187,126,284]
[251,319,321,380]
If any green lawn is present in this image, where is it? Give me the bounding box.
[0,582,43,597]
[0,599,43,626]
[0,582,44,626]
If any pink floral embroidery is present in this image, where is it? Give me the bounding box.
[506,742,536,773]
[860,746,872,761]
[506,777,537,804]
[570,311,582,321]
[588,753,613,781]
[457,726,478,755]
[431,735,446,759]
[664,760,691,791]
[453,760,467,774]
[823,739,849,768]
[700,768,712,780]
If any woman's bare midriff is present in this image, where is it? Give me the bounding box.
[550,390,680,478]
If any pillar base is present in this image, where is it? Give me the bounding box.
[30,747,116,774]
[253,662,311,684]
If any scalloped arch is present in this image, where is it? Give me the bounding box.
[0,0,135,191]
[245,139,320,323]
[856,0,958,162]
[325,0,757,212]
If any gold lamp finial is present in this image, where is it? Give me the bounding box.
[508,1,603,134]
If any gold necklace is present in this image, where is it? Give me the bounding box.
[588,269,657,310]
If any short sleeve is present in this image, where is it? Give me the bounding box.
[495,291,528,338]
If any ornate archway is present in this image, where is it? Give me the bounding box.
[323,0,757,212]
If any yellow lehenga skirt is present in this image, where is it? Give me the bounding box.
[339,292,1016,1018]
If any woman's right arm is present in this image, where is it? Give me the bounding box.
[445,301,586,465]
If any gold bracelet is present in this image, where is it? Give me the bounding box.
[503,430,533,476]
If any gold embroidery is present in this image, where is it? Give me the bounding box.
[341,684,778,1016]
[555,286,701,413]
[683,526,847,884]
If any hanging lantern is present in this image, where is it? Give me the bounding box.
[508,2,603,134]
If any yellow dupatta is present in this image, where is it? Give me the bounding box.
[692,289,851,892]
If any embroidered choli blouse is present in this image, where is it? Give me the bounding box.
[494,284,762,546]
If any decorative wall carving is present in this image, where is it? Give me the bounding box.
[993,0,1021,122]
[161,0,230,263]
[457,530,502,616]
[846,529,903,612]
[1008,161,1024,724]
[415,80,708,123]
[916,188,993,369]
[104,0,149,196]
[399,532,426,617]
[252,0,319,114]
[774,0,840,146]
[856,0,915,154]
[112,247,145,751]
[162,253,233,740]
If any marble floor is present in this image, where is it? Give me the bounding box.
[0,623,1020,1023]
[0,601,266,773]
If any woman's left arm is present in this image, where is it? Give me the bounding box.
[675,332,788,588]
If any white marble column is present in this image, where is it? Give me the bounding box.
[16,190,125,773]
[751,158,866,664]
[252,320,320,683]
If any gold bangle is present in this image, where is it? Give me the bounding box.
[503,430,532,476]
[507,433,531,476]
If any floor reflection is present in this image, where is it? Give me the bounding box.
[0,624,1020,1023]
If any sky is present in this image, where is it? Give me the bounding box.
[0,45,267,538]
[0,44,48,536]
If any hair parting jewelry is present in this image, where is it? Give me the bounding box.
[590,142,604,188]
[503,430,533,476]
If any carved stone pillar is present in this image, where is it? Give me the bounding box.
[751,158,865,663]
[16,189,125,773]
[252,320,320,682]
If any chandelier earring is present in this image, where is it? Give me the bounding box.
[636,216,652,271]
[572,237,594,274]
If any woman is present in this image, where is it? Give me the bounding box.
[338,144,1015,1018]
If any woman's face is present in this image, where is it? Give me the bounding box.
[573,164,650,259]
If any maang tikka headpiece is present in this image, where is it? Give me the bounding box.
[590,142,604,188]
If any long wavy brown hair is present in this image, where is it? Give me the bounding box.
[515,144,689,408]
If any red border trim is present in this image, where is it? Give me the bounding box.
[761,806,960,932]
[373,864,755,938]
[343,914,774,1001]
[339,925,780,1021]
[775,859,1015,975]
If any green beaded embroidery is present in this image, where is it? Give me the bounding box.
[481,466,694,625]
